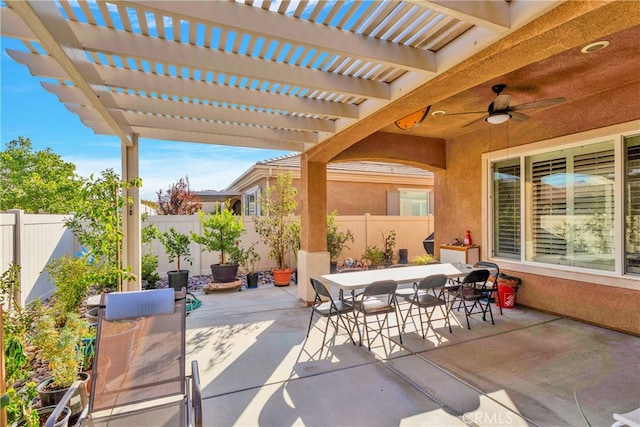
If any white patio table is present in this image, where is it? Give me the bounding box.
[321,262,474,293]
[321,263,481,344]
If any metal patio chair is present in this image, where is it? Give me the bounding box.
[306,277,356,348]
[455,269,493,330]
[473,261,502,315]
[353,280,403,350]
[46,288,202,427]
[400,274,451,338]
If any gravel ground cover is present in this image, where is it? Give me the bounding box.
[151,269,297,292]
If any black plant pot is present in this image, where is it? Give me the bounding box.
[37,372,89,419]
[246,272,259,289]
[330,262,338,274]
[210,263,239,283]
[167,270,189,291]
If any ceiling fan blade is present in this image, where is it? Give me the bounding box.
[510,111,530,122]
[462,115,489,128]
[441,111,486,116]
[493,94,511,111]
[394,105,431,130]
[510,97,565,111]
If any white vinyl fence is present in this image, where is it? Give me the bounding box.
[1,210,78,307]
[2,210,434,306]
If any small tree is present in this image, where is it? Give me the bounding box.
[64,169,140,291]
[156,176,201,215]
[141,214,160,286]
[157,227,193,272]
[253,171,298,270]
[191,202,245,264]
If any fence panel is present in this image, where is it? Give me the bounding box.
[1,210,76,306]
[147,214,434,274]
[333,215,434,264]
[3,212,434,301]
[0,214,17,293]
[147,214,202,276]
[19,212,76,305]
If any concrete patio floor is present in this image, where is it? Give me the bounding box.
[185,283,639,427]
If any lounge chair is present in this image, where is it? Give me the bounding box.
[46,288,202,427]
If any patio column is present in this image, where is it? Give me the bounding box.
[121,134,141,292]
[297,155,330,304]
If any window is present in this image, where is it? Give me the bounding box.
[244,187,260,216]
[525,142,614,270]
[399,191,430,216]
[625,135,640,274]
[490,131,639,277]
[493,160,520,259]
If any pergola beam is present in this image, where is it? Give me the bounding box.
[6,1,131,143]
[130,0,437,74]
[46,84,336,133]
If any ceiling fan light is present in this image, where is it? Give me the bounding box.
[486,112,511,125]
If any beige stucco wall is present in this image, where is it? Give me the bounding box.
[436,124,640,337]
[260,176,432,216]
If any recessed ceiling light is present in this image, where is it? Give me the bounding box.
[431,110,445,116]
[581,41,609,53]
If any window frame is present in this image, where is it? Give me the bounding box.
[244,186,261,216]
[481,120,639,290]
[398,189,431,216]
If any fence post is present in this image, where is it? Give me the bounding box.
[1,306,5,427]
[364,213,371,249]
[8,210,24,308]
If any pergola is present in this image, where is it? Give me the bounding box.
[2,1,638,303]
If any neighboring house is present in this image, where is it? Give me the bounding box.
[212,153,434,217]
[196,190,242,214]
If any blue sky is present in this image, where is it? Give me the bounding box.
[1,36,292,201]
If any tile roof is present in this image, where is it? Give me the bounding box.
[257,153,433,177]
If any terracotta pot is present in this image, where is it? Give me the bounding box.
[272,268,292,286]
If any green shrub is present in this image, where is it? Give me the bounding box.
[45,255,94,319]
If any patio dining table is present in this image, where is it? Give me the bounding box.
[321,263,483,344]
[321,262,476,293]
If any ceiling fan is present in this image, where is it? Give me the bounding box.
[445,84,566,127]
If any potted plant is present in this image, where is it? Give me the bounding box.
[32,311,90,418]
[326,210,354,273]
[156,227,193,291]
[253,170,298,286]
[233,244,261,289]
[411,254,438,265]
[381,229,396,266]
[362,245,385,268]
[191,202,246,283]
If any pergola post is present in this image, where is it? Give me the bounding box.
[297,154,329,304]
[121,133,141,291]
